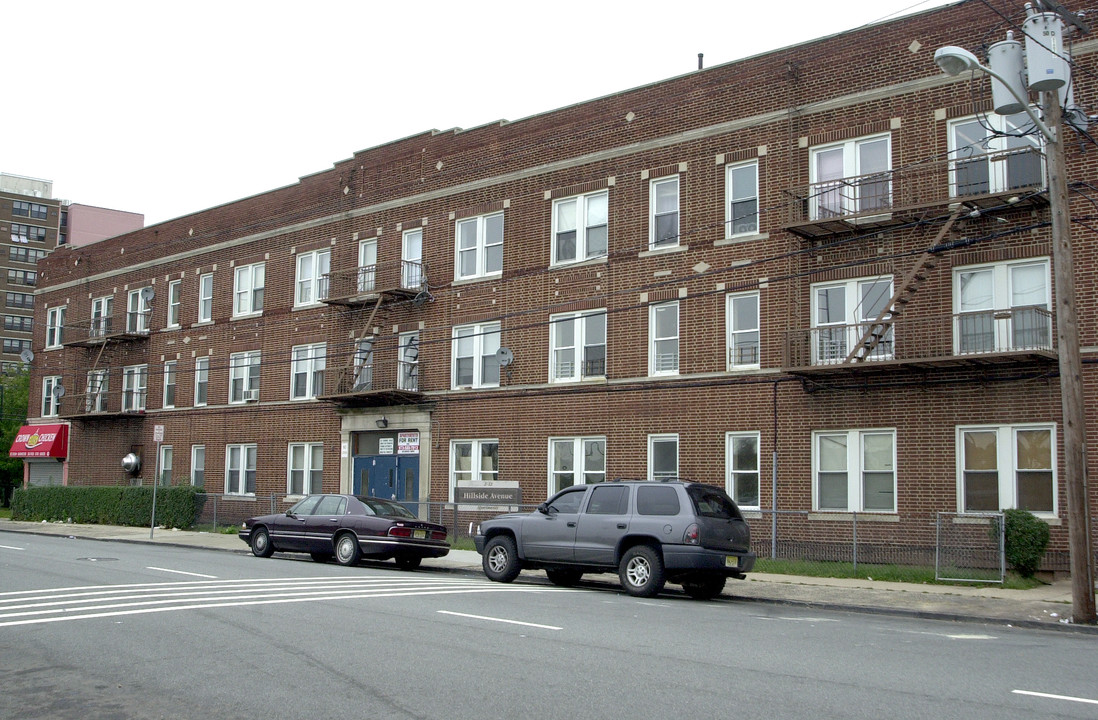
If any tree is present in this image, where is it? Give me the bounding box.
[0,370,29,507]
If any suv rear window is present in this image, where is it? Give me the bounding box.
[687,485,743,520]
[636,485,681,516]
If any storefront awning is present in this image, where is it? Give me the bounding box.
[9,424,69,459]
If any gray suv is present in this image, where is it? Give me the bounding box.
[473,480,755,599]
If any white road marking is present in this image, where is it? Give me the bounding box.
[900,630,997,640]
[0,544,24,551]
[1013,689,1098,706]
[437,610,562,630]
[146,566,218,579]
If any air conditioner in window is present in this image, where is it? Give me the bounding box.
[244,389,259,402]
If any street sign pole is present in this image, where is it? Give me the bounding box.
[150,425,165,539]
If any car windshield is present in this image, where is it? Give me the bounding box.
[358,497,416,519]
[687,485,743,520]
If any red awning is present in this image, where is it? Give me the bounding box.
[9,424,69,459]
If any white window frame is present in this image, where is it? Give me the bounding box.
[398,331,420,392]
[86,370,108,413]
[551,190,608,265]
[158,445,173,486]
[191,444,205,487]
[163,360,177,409]
[812,429,897,513]
[198,273,213,323]
[726,432,761,510]
[45,306,65,348]
[127,288,151,334]
[648,301,679,376]
[167,280,181,328]
[229,350,261,403]
[353,338,373,391]
[194,356,209,407]
[90,295,113,337]
[726,292,760,369]
[810,133,891,219]
[233,262,265,317]
[949,114,1044,197]
[295,248,330,307]
[449,439,499,502]
[649,176,680,249]
[648,434,679,481]
[225,443,257,496]
[451,322,501,389]
[287,442,324,496]
[358,239,377,293]
[548,436,606,495]
[953,258,1051,355]
[811,276,894,364]
[402,228,423,290]
[725,160,760,238]
[957,424,1057,516]
[42,375,61,417]
[549,310,607,383]
[290,343,326,400]
[122,365,148,412]
[455,212,504,281]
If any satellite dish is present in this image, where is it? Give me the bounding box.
[19,349,33,364]
[139,287,155,302]
[52,383,66,399]
[412,290,430,307]
[495,347,514,367]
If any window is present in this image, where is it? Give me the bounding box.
[649,302,679,375]
[229,350,261,403]
[42,376,61,417]
[11,223,46,243]
[158,445,173,486]
[198,273,213,323]
[127,288,151,333]
[167,280,181,328]
[290,343,325,399]
[288,442,323,495]
[726,433,761,509]
[91,296,112,336]
[353,339,373,390]
[12,201,47,220]
[814,429,896,512]
[649,176,680,248]
[811,276,893,364]
[550,310,606,382]
[86,370,108,413]
[726,161,759,237]
[163,361,177,408]
[726,292,760,369]
[810,134,891,219]
[226,444,257,495]
[398,331,420,392]
[450,439,498,501]
[7,270,36,286]
[4,315,32,332]
[295,248,330,306]
[191,445,205,487]
[194,357,209,406]
[455,212,503,280]
[9,247,46,264]
[358,239,377,293]
[452,322,500,388]
[402,229,423,290]
[959,425,1055,515]
[954,259,1051,354]
[5,292,33,310]
[648,434,678,481]
[950,115,1043,197]
[3,339,31,355]
[46,306,65,348]
[233,262,265,317]
[122,365,148,411]
[552,191,608,264]
[549,437,606,494]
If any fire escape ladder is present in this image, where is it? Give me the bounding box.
[845,207,961,363]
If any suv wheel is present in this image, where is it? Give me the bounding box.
[545,569,583,587]
[619,545,665,597]
[483,535,522,583]
[682,575,726,600]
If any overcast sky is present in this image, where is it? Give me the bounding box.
[5,0,958,226]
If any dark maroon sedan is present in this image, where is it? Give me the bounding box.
[239,494,449,569]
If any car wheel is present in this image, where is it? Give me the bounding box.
[682,575,726,600]
[334,533,361,566]
[545,569,583,587]
[310,552,332,563]
[250,527,274,558]
[482,535,522,583]
[618,545,665,597]
[395,556,422,571]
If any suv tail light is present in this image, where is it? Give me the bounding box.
[683,523,700,545]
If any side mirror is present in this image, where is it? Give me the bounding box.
[537,502,549,515]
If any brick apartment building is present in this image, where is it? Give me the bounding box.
[19,1,1098,568]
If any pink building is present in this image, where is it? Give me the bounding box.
[63,203,143,247]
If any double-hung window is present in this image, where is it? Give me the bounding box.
[353,339,373,390]
[649,176,680,248]
[194,357,209,406]
[291,343,326,399]
[295,248,330,306]
[954,259,1051,354]
[553,191,608,264]
[455,212,503,280]
[167,280,181,328]
[452,322,501,388]
[649,301,679,376]
[358,239,377,293]
[226,444,257,495]
[45,306,65,348]
[233,262,265,317]
[42,376,61,417]
[229,351,261,403]
[550,310,606,382]
[13,201,48,220]
[198,273,213,323]
[726,161,759,237]
[402,229,423,290]
[163,361,177,408]
[122,365,148,412]
[398,331,420,392]
[950,114,1043,197]
[726,292,760,369]
[814,429,896,512]
[449,439,498,501]
[288,442,323,495]
[811,277,893,364]
[158,446,173,486]
[549,437,606,494]
[91,296,113,337]
[810,134,891,219]
[86,370,108,413]
[648,434,678,481]
[726,432,761,509]
[191,445,205,487]
[959,424,1055,515]
[127,288,151,334]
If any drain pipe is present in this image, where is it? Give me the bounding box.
[772,380,778,559]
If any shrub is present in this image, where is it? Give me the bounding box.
[11,485,201,529]
[1001,508,1050,577]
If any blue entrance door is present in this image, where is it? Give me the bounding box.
[352,455,419,513]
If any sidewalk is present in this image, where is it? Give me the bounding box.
[2,518,1093,634]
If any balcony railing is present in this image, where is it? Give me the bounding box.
[321,260,425,305]
[320,356,422,405]
[784,307,1055,371]
[58,390,147,420]
[62,313,151,347]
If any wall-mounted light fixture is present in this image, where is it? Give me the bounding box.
[376,417,388,429]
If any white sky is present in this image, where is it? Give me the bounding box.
[4,0,957,226]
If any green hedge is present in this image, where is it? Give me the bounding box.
[10,486,201,529]
[1002,508,1051,578]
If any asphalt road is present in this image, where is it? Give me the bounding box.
[1,533,1096,720]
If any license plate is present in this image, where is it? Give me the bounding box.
[413,529,426,540]
[725,556,739,569]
